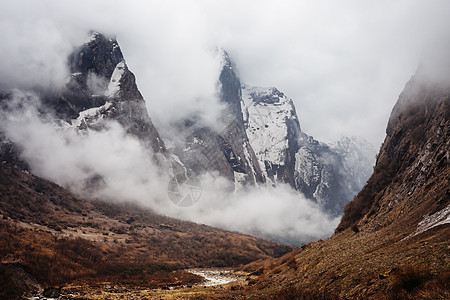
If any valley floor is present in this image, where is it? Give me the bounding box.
[33,268,251,299]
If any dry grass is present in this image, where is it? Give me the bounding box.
[0,164,291,298]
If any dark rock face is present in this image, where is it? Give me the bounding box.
[337,66,450,232]
[0,263,42,299]
[40,32,166,155]
[219,51,244,124]
[168,51,265,186]
[170,122,237,181]
[0,134,29,171]
[69,33,166,154]
[0,92,30,170]
[69,32,124,81]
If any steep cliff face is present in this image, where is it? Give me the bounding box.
[241,83,374,215]
[168,52,265,187]
[241,85,301,188]
[59,32,167,155]
[337,66,450,232]
[294,134,353,215]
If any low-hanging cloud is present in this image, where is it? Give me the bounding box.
[2,1,450,146]
[0,18,71,90]
[0,91,337,245]
[0,90,167,205]
[167,175,340,245]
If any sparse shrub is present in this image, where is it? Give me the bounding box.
[388,265,432,299]
[272,285,339,300]
[286,256,298,270]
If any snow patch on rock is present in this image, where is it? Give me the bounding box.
[70,102,113,128]
[105,61,125,98]
[241,84,295,182]
[234,171,247,191]
[408,204,450,238]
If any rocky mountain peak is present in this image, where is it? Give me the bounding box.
[241,82,374,216]
[241,84,301,188]
[167,51,265,186]
[219,50,243,124]
[70,31,123,80]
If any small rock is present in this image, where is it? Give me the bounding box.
[43,287,61,298]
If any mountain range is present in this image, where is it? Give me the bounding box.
[1,32,375,219]
[1,31,447,298]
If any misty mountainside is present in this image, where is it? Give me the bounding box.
[337,62,450,233]
[49,32,167,155]
[244,62,450,299]
[0,163,291,299]
[241,85,375,215]
[0,32,187,195]
[166,50,375,215]
[0,31,372,240]
[165,52,265,189]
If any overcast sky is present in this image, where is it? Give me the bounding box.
[1,0,450,147]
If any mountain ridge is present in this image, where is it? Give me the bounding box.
[0,32,375,243]
[243,60,450,299]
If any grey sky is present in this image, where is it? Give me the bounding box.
[1,0,450,147]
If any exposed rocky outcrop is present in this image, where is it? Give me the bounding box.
[337,65,450,232]
[241,84,374,215]
[0,263,43,300]
[167,51,265,187]
[59,32,166,155]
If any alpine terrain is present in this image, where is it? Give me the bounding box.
[0,32,294,299]
[167,49,375,216]
[0,31,403,299]
[240,61,450,299]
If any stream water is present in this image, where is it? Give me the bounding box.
[187,269,237,286]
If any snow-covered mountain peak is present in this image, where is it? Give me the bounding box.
[241,84,301,184]
[242,85,288,106]
[330,136,376,190]
[240,82,375,215]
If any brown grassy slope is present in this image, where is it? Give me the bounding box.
[338,73,450,233]
[0,164,292,291]
[246,70,450,299]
